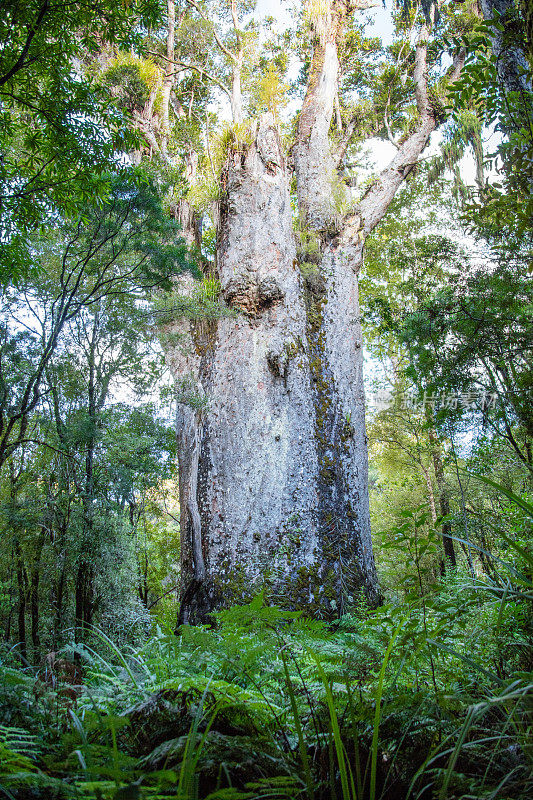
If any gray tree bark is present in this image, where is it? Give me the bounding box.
[166,2,464,623]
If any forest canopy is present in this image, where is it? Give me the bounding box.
[0,1,532,799]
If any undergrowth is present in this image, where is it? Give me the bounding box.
[1,497,532,800]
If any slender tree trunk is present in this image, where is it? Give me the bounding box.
[52,553,66,651]
[75,565,85,638]
[30,530,45,660]
[76,314,98,640]
[477,524,497,579]
[30,568,40,656]
[15,541,27,664]
[421,463,438,525]
[449,427,475,577]
[136,513,150,607]
[5,558,15,640]
[429,430,456,569]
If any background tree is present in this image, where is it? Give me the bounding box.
[402,258,533,475]
[0,174,188,470]
[0,303,178,658]
[0,0,165,283]
[361,162,531,595]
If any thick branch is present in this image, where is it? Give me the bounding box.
[359,45,466,234]
[185,0,236,62]
[0,0,49,87]
[334,110,380,165]
[414,23,431,116]
[383,90,399,150]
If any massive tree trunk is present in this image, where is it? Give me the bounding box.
[168,110,379,624]
[166,2,464,623]
[169,119,350,622]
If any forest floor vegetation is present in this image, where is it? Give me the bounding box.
[1,528,531,800]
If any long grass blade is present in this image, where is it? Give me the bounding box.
[369,616,407,800]
[280,648,314,800]
[308,648,354,800]
[439,705,476,800]
[461,470,533,518]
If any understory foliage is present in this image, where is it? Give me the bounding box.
[1,519,532,800]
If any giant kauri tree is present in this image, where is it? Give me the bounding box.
[121,0,468,622]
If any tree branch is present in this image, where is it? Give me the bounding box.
[0,0,49,87]
[358,43,466,235]
[146,51,232,101]
[184,0,236,62]
[383,90,400,150]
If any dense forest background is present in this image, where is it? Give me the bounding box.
[0,0,532,798]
